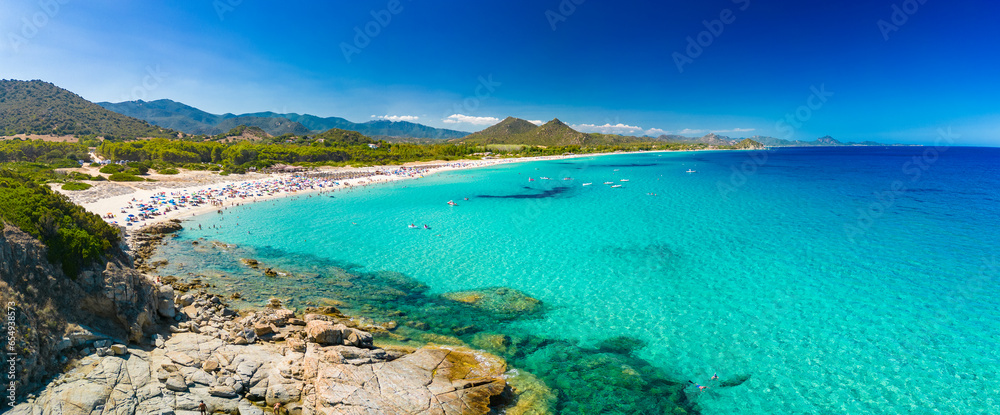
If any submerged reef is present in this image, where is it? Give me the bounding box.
[150,236,711,414]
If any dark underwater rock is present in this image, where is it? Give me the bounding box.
[441,287,543,316]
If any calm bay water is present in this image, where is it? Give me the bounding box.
[154,147,1000,414]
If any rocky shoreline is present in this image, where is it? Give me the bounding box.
[11,291,513,414]
[8,222,521,415]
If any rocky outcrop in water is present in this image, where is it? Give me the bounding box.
[4,221,516,414]
[10,292,513,414]
[131,219,182,273]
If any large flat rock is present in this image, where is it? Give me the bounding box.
[11,333,510,415]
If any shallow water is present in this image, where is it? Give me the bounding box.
[153,147,1000,414]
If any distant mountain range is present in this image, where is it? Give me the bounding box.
[2,79,891,148]
[453,117,889,149]
[654,133,886,147]
[0,80,173,139]
[96,99,469,140]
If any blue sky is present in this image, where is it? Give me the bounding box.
[1,0,997,145]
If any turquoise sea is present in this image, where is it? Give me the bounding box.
[153,146,1000,414]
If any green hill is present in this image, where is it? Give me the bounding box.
[215,116,311,136]
[0,80,174,139]
[527,119,587,146]
[314,127,376,145]
[455,117,647,147]
[655,132,736,146]
[455,117,539,144]
[732,138,765,149]
[212,125,270,142]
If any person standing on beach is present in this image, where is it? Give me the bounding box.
[199,401,208,414]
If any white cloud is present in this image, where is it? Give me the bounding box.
[676,128,708,135]
[371,114,420,122]
[442,114,501,125]
[528,120,543,125]
[573,123,644,134]
[645,128,668,136]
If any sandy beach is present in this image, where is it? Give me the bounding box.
[55,153,618,230]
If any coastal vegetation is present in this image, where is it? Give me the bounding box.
[108,172,145,181]
[0,138,89,164]
[60,182,93,191]
[0,169,119,277]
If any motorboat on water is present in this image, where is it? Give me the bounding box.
[408,224,418,228]
[686,169,697,173]
[528,178,535,181]
[603,181,614,185]
[582,183,592,186]
[611,185,622,188]
[563,177,573,180]
[539,177,551,180]
[620,179,629,182]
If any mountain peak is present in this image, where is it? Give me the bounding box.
[458,117,539,143]
[815,135,842,145]
[542,118,570,128]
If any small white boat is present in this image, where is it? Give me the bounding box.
[611,185,622,188]
[686,169,696,173]
[620,179,629,182]
[582,183,592,186]
[539,177,551,180]
[603,181,614,185]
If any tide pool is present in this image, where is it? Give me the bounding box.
[153,147,1000,414]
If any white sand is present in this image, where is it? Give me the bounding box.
[56,150,688,231]
[57,157,537,229]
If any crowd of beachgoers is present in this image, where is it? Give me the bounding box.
[97,161,513,227]
[62,155,599,229]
